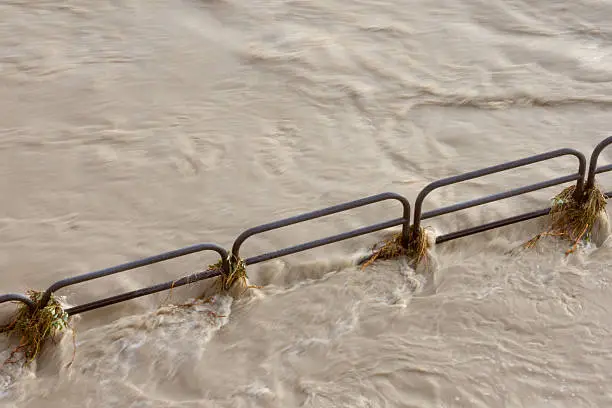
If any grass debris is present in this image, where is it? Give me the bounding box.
[1,290,74,365]
[209,256,261,297]
[361,226,431,270]
[522,184,608,255]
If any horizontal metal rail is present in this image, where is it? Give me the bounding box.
[65,268,222,316]
[246,217,407,265]
[232,192,411,265]
[1,137,610,318]
[435,207,552,244]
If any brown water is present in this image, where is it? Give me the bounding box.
[2,0,612,406]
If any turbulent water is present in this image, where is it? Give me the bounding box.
[2,0,612,406]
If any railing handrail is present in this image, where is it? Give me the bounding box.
[39,243,229,308]
[2,137,610,317]
[412,148,586,236]
[232,192,411,263]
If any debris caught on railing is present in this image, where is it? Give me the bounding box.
[522,184,608,255]
[1,290,74,366]
[208,256,261,298]
[361,226,432,269]
[1,136,611,366]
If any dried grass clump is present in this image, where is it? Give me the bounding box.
[1,290,73,365]
[361,226,431,270]
[523,184,608,255]
[209,256,260,298]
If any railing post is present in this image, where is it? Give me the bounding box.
[221,254,231,276]
[400,201,411,248]
[585,136,612,192]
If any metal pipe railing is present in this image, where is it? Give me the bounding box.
[231,192,411,265]
[412,148,586,239]
[1,137,610,316]
[39,243,229,309]
[586,136,612,190]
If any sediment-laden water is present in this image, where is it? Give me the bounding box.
[2,1,612,406]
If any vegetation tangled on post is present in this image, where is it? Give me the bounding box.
[361,226,431,270]
[1,290,74,365]
[209,256,260,297]
[522,184,608,255]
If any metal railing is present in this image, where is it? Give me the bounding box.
[2,137,611,316]
[232,192,412,265]
[54,244,228,316]
[586,136,612,194]
[414,148,586,244]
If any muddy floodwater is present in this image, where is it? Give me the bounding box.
[2,1,612,407]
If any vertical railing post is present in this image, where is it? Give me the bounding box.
[585,136,612,192]
[400,201,411,248]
